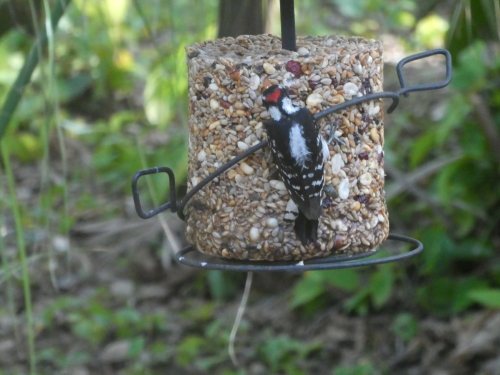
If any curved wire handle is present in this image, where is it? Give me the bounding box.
[132,167,177,219]
[132,48,452,221]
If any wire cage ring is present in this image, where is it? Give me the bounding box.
[175,234,422,272]
[129,49,452,270]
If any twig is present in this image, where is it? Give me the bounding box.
[229,271,253,367]
[385,159,487,221]
[0,0,72,141]
[385,161,454,227]
[469,93,500,163]
[385,154,462,199]
[158,213,180,269]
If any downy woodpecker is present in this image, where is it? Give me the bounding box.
[262,85,337,245]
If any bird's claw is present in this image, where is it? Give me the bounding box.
[327,122,345,145]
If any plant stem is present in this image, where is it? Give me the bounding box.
[0,0,72,141]
[1,145,36,375]
[0,195,22,360]
[469,93,500,163]
[229,271,253,367]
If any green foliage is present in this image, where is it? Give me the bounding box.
[181,301,216,322]
[258,334,321,374]
[206,270,242,301]
[446,0,500,59]
[291,260,396,316]
[174,318,232,371]
[406,37,500,313]
[1,0,500,373]
[391,313,419,342]
[176,335,206,366]
[38,348,90,369]
[38,290,180,372]
[417,277,488,316]
[468,289,500,309]
[292,0,500,321]
[344,262,396,315]
[332,0,417,32]
[386,4,500,317]
[333,361,382,375]
[42,294,169,346]
[291,269,359,309]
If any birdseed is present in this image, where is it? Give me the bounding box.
[184,34,389,261]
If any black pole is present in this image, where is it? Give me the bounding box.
[280,0,296,51]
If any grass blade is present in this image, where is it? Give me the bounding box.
[1,144,36,375]
[0,0,72,141]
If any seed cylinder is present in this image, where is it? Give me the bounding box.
[185,35,388,261]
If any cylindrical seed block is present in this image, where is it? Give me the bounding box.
[185,35,389,261]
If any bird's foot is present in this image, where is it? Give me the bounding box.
[327,121,345,145]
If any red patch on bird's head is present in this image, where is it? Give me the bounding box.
[264,88,281,103]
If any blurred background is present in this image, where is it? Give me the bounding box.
[0,0,499,374]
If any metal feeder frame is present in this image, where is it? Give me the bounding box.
[131,0,452,272]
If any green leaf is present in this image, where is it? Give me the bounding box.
[128,337,145,358]
[57,73,93,102]
[370,269,394,309]
[417,278,456,315]
[436,94,472,145]
[468,289,500,308]
[410,131,436,168]
[418,277,488,315]
[290,273,326,309]
[333,361,378,375]
[415,14,449,49]
[181,302,215,322]
[452,240,493,260]
[391,313,419,342]
[322,269,359,292]
[332,0,370,17]
[144,44,188,127]
[260,335,300,371]
[460,120,489,160]
[453,278,488,312]
[418,226,454,274]
[259,335,320,372]
[291,269,360,309]
[206,271,235,301]
[446,0,500,59]
[5,131,42,162]
[452,41,488,91]
[176,335,206,366]
[344,287,371,315]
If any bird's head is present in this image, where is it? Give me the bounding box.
[262,85,287,109]
[262,85,298,120]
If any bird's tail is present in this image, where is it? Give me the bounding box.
[294,211,318,246]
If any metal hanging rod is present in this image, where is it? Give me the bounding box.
[280,0,297,51]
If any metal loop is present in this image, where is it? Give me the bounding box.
[132,167,177,219]
[314,91,400,119]
[396,48,452,99]
[175,233,423,272]
[314,48,452,116]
